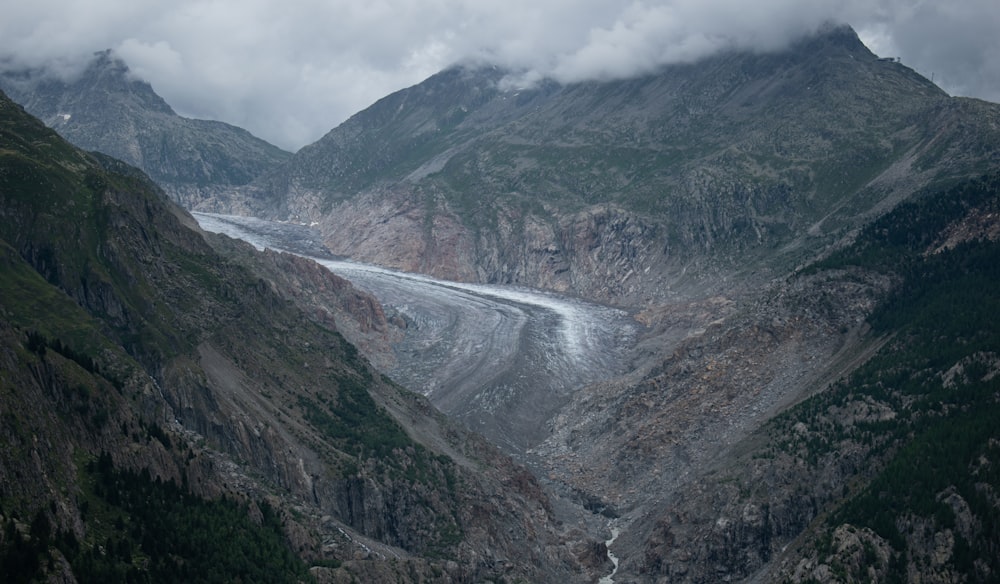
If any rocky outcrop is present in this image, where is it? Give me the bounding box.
[205,233,402,369]
[784,525,894,583]
[317,187,480,283]
[316,189,713,305]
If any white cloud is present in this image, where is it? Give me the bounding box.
[1,0,998,150]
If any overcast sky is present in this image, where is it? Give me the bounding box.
[1,0,998,151]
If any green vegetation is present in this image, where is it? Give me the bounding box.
[0,241,108,353]
[0,453,309,583]
[774,173,1000,580]
[814,172,1000,272]
[299,378,410,460]
[300,374,457,489]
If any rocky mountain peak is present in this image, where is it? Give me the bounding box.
[1,49,174,121]
[2,19,1000,582]
[0,51,292,210]
[78,49,176,115]
[246,24,993,306]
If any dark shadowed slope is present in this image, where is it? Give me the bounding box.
[0,90,601,583]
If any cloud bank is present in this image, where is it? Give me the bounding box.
[1,0,997,150]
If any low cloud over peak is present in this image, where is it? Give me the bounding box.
[1,1,997,151]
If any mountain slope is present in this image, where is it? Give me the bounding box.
[212,25,1000,581]
[0,90,599,582]
[250,25,1000,305]
[0,50,291,209]
[529,172,1000,583]
[768,174,1000,582]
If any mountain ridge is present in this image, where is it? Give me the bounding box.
[239,25,1000,306]
[0,50,292,210]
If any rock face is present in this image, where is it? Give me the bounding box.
[0,90,600,583]
[0,50,291,209]
[207,235,403,370]
[246,25,1000,305]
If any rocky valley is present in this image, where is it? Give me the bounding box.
[2,22,1000,584]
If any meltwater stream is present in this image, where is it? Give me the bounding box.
[194,213,635,453]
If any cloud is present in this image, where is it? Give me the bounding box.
[868,2,1000,104]
[1,0,998,150]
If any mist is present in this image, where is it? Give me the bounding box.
[1,0,997,151]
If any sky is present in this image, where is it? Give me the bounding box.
[1,0,998,152]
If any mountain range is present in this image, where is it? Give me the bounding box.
[244,25,999,305]
[2,23,1000,583]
